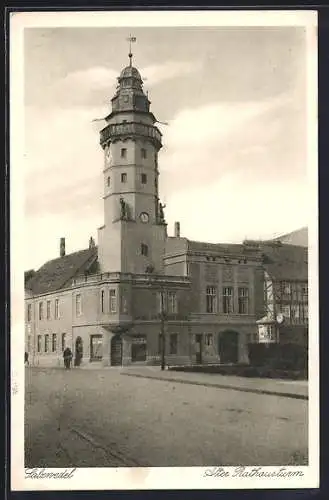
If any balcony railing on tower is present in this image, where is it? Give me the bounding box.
[100,121,162,149]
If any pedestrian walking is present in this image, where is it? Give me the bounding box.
[63,347,73,369]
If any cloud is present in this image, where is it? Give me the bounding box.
[24,105,104,216]
[158,91,306,199]
[141,60,202,86]
[36,60,201,108]
[165,175,308,243]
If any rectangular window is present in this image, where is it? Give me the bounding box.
[169,334,178,355]
[76,294,82,316]
[141,148,147,159]
[301,284,308,300]
[141,243,149,256]
[223,287,233,314]
[281,305,291,319]
[206,286,217,313]
[281,282,292,297]
[107,176,111,187]
[27,304,32,322]
[290,304,300,324]
[141,173,147,184]
[61,333,66,351]
[121,172,127,183]
[121,148,127,158]
[44,334,49,353]
[109,289,117,313]
[101,290,105,313]
[39,302,44,320]
[27,335,31,353]
[157,291,166,314]
[168,291,178,314]
[55,299,59,319]
[52,334,57,352]
[46,300,51,320]
[37,335,42,353]
[300,304,308,323]
[205,333,213,346]
[238,287,249,314]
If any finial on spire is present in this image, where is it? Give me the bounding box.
[127,35,137,66]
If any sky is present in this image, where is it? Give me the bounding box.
[23,25,311,271]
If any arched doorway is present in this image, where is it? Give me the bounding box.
[74,336,83,366]
[219,330,239,364]
[111,335,122,366]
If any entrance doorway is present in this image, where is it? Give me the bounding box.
[219,330,239,364]
[195,334,203,364]
[74,336,83,366]
[111,335,122,366]
[131,336,147,362]
[90,334,103,362]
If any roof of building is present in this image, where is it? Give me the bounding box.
[25,247,98,295]
[187,240,254,256]
[119,65,142,80]
[272,227,308,247]
[260,243,308,281]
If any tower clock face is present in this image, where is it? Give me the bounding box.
[140,212,149,223]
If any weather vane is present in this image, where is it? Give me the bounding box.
[126,34,137,66]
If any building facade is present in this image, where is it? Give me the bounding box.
[24,53,308,368]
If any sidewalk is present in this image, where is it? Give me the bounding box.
[120,366,308,400]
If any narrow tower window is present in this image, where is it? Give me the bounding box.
[141,173,147,184]
[107,176,111,187]
[121,173,127,183]
[141,148,147,159]
[121,148,127,158]
[141,243,149,256]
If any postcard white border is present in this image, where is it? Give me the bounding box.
[10,9,319,491]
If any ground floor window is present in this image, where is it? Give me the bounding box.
[132,336,147,362]
[204,333,213,346]
[169,333,178,354]
[37,335,42,353]
[52,333,57,352]
[61,333,66,352]
[90,334,103,361]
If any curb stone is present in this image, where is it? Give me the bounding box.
[120,372,308,401]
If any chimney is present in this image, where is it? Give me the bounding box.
[60,238,65,257]
[174,221,181,238]
[89,236,95,249]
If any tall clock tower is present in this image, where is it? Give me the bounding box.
[97,50,167,274]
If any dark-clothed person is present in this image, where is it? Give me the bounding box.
[63,347,73,369]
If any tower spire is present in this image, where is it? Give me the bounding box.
[127,34,136,66]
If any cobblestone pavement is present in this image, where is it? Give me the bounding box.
[25,367,308,468]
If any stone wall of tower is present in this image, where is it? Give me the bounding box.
[97,63,164,275]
